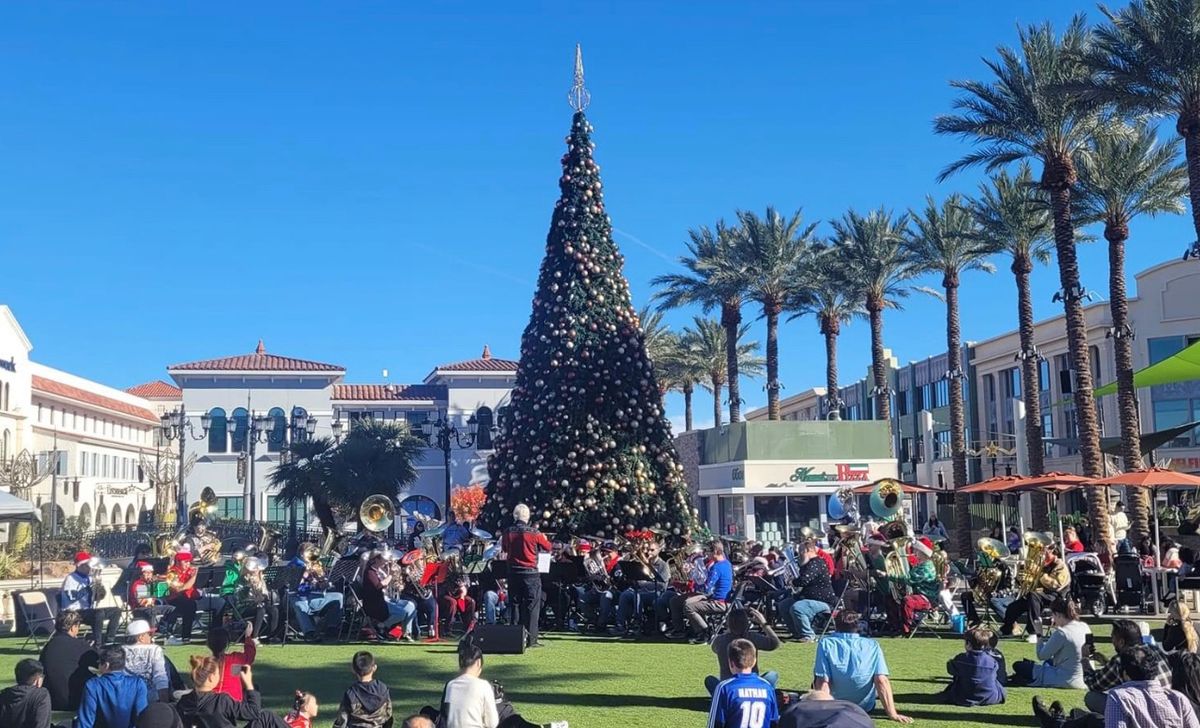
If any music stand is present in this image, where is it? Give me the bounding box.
[148,558,170,576]
[615,560,650,591]
[265,565,304,645]
[489,559,510,580]
[327,557,362,591]
[194,565,228,632]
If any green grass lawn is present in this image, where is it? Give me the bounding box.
[0,630,1106,728]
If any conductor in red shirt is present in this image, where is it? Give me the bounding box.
[500,503,552,649]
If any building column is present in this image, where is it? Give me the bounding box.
[1013,399,1028,476]
[742,494,755,542]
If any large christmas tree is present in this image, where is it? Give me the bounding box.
[481,49,696,539]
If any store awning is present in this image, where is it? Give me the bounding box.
[1043,420,1200,455]
[0,490,39,523]
[1095,340,1200,396]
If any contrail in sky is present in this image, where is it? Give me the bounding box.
[410,241,533,288]
[613,227,675,263]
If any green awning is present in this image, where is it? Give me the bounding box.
[1095,339,1200,397]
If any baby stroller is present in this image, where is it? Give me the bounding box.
[1066,552,1113,618]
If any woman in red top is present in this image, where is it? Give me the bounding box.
[1063,526,1085,553]
[207,622,256,701]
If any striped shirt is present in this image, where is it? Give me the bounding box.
[1104,681,1198,728]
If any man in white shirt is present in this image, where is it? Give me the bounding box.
[442,643,499,728]
[121,620,171,702]
[1111,501,1131,551]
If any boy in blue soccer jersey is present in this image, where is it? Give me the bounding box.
[708,638,779,728]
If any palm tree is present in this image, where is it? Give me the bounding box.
[830,208,913,433]
[905,194,995,557]
[661,338,708,432]
[680,317,765,428]
[935,17,1115,555]
[653,223,751,423]
[1087,0,1200,257]
[1074,121,1188,541]
[968,164,1055,530]
[734,206,820,420]
[786,246,864,420]
[638,305,677,385]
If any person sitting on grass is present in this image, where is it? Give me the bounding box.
[39,610,98,712]
[401,718,434,728]
[134,703,184,728]
[705,607,780,696]
[941,627,1005,707]
[1163,600,1199,653]
[707,638,779,728]
[176,657,287,728]
[778,683,873,728]
[1010,596,1090,689]
[206,623,256,702]
[76,646,148,728]
[332,651,393,728]
[1081,619,1171,715]
[122,620,170,703]
[812,610,911,724]
[0,658,51,728]
[283,690,319,728]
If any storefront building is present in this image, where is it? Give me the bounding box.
[695,421,896,546]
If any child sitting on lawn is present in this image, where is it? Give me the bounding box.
[332,651,392,728]
[942,627,1006,707]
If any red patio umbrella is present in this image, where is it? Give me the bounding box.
[1088,467,1200,489]
[849,481,935,495]
[959,475,1026,494]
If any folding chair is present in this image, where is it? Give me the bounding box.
[15,591,57,651]
[819,579,852,638]
[907,605,941,639]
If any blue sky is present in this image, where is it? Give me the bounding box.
[1,2,1193,427]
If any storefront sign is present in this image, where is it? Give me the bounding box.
[699,459,896,494]
[763,463,870,487]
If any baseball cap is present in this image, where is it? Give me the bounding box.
[127,620,154,637]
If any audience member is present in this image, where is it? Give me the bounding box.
[707,639,779,728]
[1011,597,1090,689]
[1082,619,1171,714]
[284,691,319,728]
[332,651,393,728]
[133,703,183,728]
[442,642,500,728]
[207,623,256,702]
[122,620,170,703]
[706,608,780,695]
[176,657,282,728]
[1062,527,1084,554]
[1166,650,1200,708]
[1163,600,1198,653]
[400,718,434,728]
[75,646,148,728]
[778,684,873,728]
[942,627,1005,707]
[0,658,51,728]
[812,610,911,723]
[39,611,98,711]
[1105,645,1197,728]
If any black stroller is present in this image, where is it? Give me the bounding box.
[1066,552,1112,617]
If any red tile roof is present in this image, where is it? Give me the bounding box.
[431,344,519,373]
[168,341,343,373]
[332,384,447,401]
[125,380,182,399]
[33,375,159,423]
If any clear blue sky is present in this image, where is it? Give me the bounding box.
[1,2,1192,428]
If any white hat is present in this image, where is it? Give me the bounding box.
[127,619,154,637]
[913,540,933,559]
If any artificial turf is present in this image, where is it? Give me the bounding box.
[0,630,1108,728]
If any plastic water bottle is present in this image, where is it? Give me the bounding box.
[1138,620,1155,645]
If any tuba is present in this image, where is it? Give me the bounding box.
[879,519,911,602]
[360,495,395,533]
[242,556,270,604]
[256,524,282,560]
[973,537,1010,604]
[187,486,219,524]
[870,478,904,520]
[1015,531,1054,598]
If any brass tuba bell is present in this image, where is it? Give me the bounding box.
[359,494,395,533]
[869,478,904,520]
[187,486,219,524]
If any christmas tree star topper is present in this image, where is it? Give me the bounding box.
[568,43,590,112]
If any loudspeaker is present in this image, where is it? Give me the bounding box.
[473,624,526,654]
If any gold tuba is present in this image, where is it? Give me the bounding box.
[880,519,911,601]
[188,486,218,524]
[1015,531,1054,598]
[360,495,395,533]
[870,478,904,520]
[973,537,1010,605]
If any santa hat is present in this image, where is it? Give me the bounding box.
[138,561,154,572]
[175,551,193,562]
[913,540,933,559]
[74,551,92,566]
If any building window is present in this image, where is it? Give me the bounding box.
[933,430,952,460]
[1149,336,1187,365]
[896,389,909,416]
[266,495,289,525]
[231,408,248,453]
[215,496,243,520]
[208,408,228,453]
[0,429,8,460]
[476,407,494,449]
[1089,345,1102,381]
[1038,360,1050,391]
[933,379,950,408]
[91,453,98,475]
[1154,399,1194,447]
[268,407,286,453]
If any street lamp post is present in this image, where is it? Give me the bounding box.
[279,409,317,539]
[231,409,318,523]
[159,406,211,526]
[421,412,482,516]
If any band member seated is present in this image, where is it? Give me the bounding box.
[291,548,343,642]
[777,539,837,642]
[499,504,552,649]
[878,544,932,637]
[164,551,201,645]
[361,552,417,641]
[668,541,733,643]
[129,561,175,628]
[904,539,941,625]
[440,511,472,553]
[437,565,477,636]
[406,521,427,552]
[1000,546,1070,640]
[114,544,153,606]
[180,518,220,565]
[574,542,616,631]
[239,558,280,643]
[59,551,121,648]
[399,553,439,640]
[613,540,670,636]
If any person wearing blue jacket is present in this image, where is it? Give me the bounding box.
[942,628,1006,707]
[75,646,148,728]
[669,541,734,643]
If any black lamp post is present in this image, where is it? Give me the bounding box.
[278,408,317,538]
[159,406,211,526]
[421,411,485,517]
[231,409,318,522]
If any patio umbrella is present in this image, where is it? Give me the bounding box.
[1089,468,1200,560]
[849,481,935,495]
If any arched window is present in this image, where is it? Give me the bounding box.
[231,408,248,453]
[78,503,92,530]
[475,407,494,450]
[208,408,228,453]
[125,504,136,530]
[96,500,108,528]
[111,504,122,529]
[268,407,286,453]
[399,494,441,524]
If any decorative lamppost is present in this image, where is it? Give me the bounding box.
[421,412,482,516]
[159,407,211,526]
[277,408,317,537]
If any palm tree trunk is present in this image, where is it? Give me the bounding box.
[1046,175,1112,555]
[822,317,841,420]
[1177,114,1200,250]
[765,301,782,420]
[867,296,893,455]
[1107,220,1151,543]
[722,300,742,424]
[711,375,723,428]
[683,383,695,432]
[1013,254,1048,531]
[946,277,972,558]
